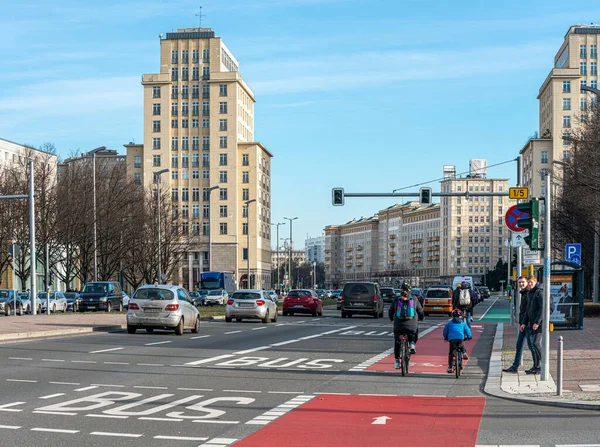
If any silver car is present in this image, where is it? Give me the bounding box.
[126,285,200,335]
[225,289,278,323]
[206,289,228,305]
[38,292,67,313]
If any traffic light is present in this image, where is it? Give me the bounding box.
[332,188,345,206]
[419,187,432,205]
[49,270,54,286]
[516,199,540,250]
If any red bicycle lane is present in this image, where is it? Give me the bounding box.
[235,394,486,447]
[366,323,484,373]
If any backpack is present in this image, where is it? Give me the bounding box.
[396,297,415,320]
[459,288,471,306]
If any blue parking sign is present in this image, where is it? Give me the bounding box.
[565,243,582,265]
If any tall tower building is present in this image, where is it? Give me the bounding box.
[523,24,600,198]
[127,28,273,289]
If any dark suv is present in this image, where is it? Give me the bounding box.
[340,282,384,319]
[79,281,124,312]
[380,287,396,303]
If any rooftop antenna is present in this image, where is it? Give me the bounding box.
[195,6,205,29]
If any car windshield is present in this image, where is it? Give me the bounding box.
[232,292,261,300]
[208,290,223,296]
[64,293,78,299]
[83,283,108,293]
[287,290,311,297]
[37,293,55,299]
[427,290,450,298]
[199,289,210,295]
[133,288,174,301]
[0,291,11,298]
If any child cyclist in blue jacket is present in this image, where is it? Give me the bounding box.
[443,309,473,374]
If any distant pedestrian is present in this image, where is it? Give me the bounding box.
[503,276,529,373]
[523,275,544,375]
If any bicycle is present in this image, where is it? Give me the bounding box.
[398,334,411,376]
[452,345,464,378]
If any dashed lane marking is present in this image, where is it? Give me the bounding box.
[91,384,125,388]
[33,411,77,416]
[71,360,96,364]
[137,363,164,367]
[104,362,129,365]
[0,425,20,429]
[190,335,211,339]
[8,357,32,361]
[140,417,183,422]
[86,414,128,419]
[199,438,238,447]
[39,393,66,400]
[49,382,80,386]
[74,386,99,392]
[246,394,315,426]
[252,327,267,330]
[0,402,25,412]
[89,347,125,354]
[223,389,261,394]
[42,359,65,362]
[224,330,243,335]
[193,420,239,424]
[178,387,213,391]
[133,386,169,390]
[145,341,172,346]
[7,379,36,383]
[90,431,143,438]
[31,427,79,434]
[155,435,209,441]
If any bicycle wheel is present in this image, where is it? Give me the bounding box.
[400,340,407,377]
[454,349,461,378]
[403,344,410,375]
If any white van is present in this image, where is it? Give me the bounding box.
[452,276,474,290]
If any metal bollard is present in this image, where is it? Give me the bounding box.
[557,336,563,396]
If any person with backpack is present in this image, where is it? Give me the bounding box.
[443,308,473,373]
[452,281,474,327]
[389,283,424,369]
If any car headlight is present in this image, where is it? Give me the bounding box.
[100,297,108,302]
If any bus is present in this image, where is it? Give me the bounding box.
[200,272,235,295]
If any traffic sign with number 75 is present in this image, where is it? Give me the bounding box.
[509,187,529,200]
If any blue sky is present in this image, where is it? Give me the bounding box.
[1,0,599,249]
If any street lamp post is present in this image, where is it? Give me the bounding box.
[154,169,169,283]
[271,222,285,291]
[206,185,219,272]
[89,146,106,282]
[313,261,317,289]
[245,199,256,289]
[284,217,298,291]
[281,237,290,289]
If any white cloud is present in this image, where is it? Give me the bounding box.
[243,42,555,95]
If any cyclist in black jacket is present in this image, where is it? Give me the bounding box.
[389,283,424,369]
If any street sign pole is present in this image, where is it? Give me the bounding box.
[541,173,551,381]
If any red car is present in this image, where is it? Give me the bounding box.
[283,289,323,317]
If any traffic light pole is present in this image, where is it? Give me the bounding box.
[515,156,523,327]
[541,173,552,381]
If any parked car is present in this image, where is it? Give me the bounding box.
[197,289,210,306]
[126,285,200,335]
[479,286,490,300]
[0,290,24,316]
[64,292,82,312]
[423,286,453,317]
[18,292,39,314]
[39,292,67,313]
[188,291,201,307]
[380,287,396,304]
[340,282,384,319]
[206,289,228,306]
[122,291,130,309]
[225,290,278,323]
[79,281,124,312]
[325,290,333,299]
[283,289,323,317]
[315,289,327,299]
[410,287,424,307]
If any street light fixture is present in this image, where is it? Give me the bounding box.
[245,199,257,289]
[154,169,170,283]
[284,217,298,291]
[313,261,317,289]
[89,146,107,282]
[206,185,220,271]
[271,222,285,291]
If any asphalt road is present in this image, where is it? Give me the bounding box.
[1,297,599,446]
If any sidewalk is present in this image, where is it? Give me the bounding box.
[485,314,600,409]
[0,312,225,342]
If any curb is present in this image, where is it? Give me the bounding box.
[483,323,600,410]
[0,325,125,342]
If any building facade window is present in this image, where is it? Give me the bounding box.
[580,44,587,58]
[592,61,598,76]
[202,222,209,236]
[202,136,210,150]
[202,153,209,167]
[219,102,228,114]
[203,48,210,62]
[171,170,178,180]
[181,67,189,81]
[192,153,199,168]
[563,81,571,93]
[192,136,199,150]
[242,205,248,218]
[563,115,571,128]
[219,136,227,148]
[171,119,178,128]
[242,188,249,201]
[182,188,189,202]
[219,188,228,200]
[219,154,227,166]
[181,85,188,99]
[152,138,161,150]
[242,154,249,166]
[181,154,189,168]
[202,66,210,79]
[171,67,178,81]
[192,222,200,236]
[153,86,161,98]
[134,155,141,168]
[220,223,228,235]
[171,103,178,116]
[219,119,227,131]
[192,187,200,202]
[242,172,249,183]
[202,118,210,128]
[171,154,178,168]
[172,188,178,202]
[580,62,587,76]
[192,118,199,128]
[202,170,209,179]
[592,80,598,89]
[242,223,248,235]
[592,44,598,59]
[153,104,161,115]
[219,84,228,96]
[182,136,189,151]
[541,151,548,164]
[219,205,227,218]
[192,205,200,219]
[171,50,178,63]
[181,119,188,128]
[562,98,571,110]
[581,97,588,111]
[219,171,227,183]
[203,204,210,218]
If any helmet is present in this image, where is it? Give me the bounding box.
[452,308,463,318]
[400,282,411,292]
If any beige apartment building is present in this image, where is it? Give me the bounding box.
[439,174,510,281]
[271,250,306,268]
[58,146,125,181]
[127,28,273,289]
[523,24,600,197]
